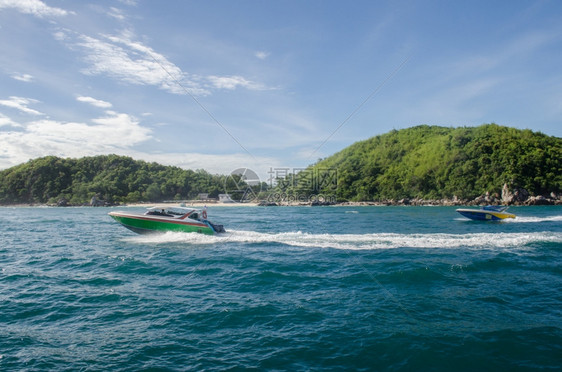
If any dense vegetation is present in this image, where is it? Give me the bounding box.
[1,124,560,205]
[0,155,235,205]
[285,124,562,201]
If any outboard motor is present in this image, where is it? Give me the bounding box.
[209,222,225,233]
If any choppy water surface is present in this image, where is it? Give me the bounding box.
[1,206,561,370]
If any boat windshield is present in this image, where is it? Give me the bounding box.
[146,207,196,217]
[482,205,507,212]
[145,209,173,217]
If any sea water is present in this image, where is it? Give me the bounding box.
[1,206,561,370]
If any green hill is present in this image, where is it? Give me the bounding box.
[297,124,561,202]
[0,155,229,205]
[1,124,560,206]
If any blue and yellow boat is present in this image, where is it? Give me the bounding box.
[456,205,516,221]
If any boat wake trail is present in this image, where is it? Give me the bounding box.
[507,215,562,223]
[123,230,562,251]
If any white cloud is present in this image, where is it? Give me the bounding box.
[0,112,280,177]
[133,152,280,179]
[76,96,112,109]
[255,51,270,60]
[207,75,266,91]
[400,78,503,125]
[0,96,43,115]
[62,30,270,96]
[118,0,137,6]
[75,32,209,95]
[0,113,20,128]
[0,0,71,18]
[0,111,152,169]
[12,73,34,82]
[26,113,150,147]
[385,27,562,130]
[53,30,68,41]
[107,7,125,21]
[450,30,556,79]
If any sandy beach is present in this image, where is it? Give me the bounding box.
[122,201,259,208]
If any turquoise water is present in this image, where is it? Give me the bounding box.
[1,206,561,371]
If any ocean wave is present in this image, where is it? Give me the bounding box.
[122,230,562,251]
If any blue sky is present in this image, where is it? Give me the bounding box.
[1,0,561,179]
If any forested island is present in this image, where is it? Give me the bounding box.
[0,124,561,206]
[294,124,561,205]
[0,155,231,206]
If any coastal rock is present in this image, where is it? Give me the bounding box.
[90,195,106,207]
[441,198,462,206]
[502,184,529,204]
[525,195,552,205]
[501,184,512,203]
[310,200,335,206]
[472,192,498,205]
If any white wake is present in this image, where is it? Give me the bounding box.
[507,215,562,223]
[122,230,562,251]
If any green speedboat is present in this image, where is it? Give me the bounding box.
[109,206,225,235]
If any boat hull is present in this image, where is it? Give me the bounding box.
[109,211,217,235]
[456,209,516,221]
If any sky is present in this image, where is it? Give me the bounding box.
[1,0,561,181]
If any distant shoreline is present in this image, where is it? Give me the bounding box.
[0,201,259,208]
[2,196,561,208]
[124,202,259,208]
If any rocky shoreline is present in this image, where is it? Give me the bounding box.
[259,184,562,207]
[2,185,560,208]
[259,196,561,207]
